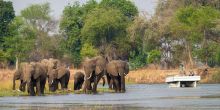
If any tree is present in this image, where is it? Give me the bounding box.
[3,17,35,69]
[20,3,62,61]
[147,49,161,68]
[0,0,15,44]
[81,7,127,46]
[100,0,138,19]
[60,1,98,67]
[80,43,98,58]
[170,6,220,67]
[81,7,129,59]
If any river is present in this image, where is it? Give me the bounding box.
[0,84,220,110]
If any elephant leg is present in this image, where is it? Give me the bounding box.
[92,77,98,93]
[111,79,116,90]
[118,76,121,92]
[120,74,125,93]
[106,74,112,89]
[36,79,42,96]
[82,80,87,93]
[19,80,23,91]
[79,81,84,90]
[40,78,46,95]
[65,74,70,89]
[22,81,26,92]
[113,77,120,93]
[74,80,78,90]
[28,81,35,96]
[20,80,26,92]
[83,79,91,93]
[92,73,103,93]
[60,77,66,90]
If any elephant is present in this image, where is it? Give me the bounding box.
[40,58,61,73]
[23,62,47,96]
[74,71,85,90]
[106,60,129,93]
[83,56,108,93]
[74,71,106,91]
[12,62,28,92]
[47,66,70,92]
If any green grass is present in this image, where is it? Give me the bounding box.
[0,80,117,97]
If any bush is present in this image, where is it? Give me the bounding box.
[129,51,147,70]
[80,43,98,58]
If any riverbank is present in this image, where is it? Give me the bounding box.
[0,67,219,96]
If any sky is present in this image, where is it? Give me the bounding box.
[9,0,158,19]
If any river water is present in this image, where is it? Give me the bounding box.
[0,84,220,110]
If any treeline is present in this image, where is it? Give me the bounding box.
[0,0,220,70]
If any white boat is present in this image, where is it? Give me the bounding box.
[165,75,201,88]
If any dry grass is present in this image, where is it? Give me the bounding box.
[126,67,218,84]
[126,69,179,84]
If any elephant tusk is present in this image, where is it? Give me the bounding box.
[124,73,127,76]
[51,80,54,84]
[85,72,92,80]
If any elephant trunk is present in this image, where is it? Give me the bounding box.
[121,73,125,93]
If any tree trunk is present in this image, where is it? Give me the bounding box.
[204,30,208,67]
[186,42,194,68]
[15,56,19,70]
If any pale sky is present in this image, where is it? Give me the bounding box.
[9,0,158,19]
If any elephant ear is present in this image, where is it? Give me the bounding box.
[95,56,107,75]
[57,67,68,79]
[107,62,118,76]
[95,66,103,75]
[33,63,43,79]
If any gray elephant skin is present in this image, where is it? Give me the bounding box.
[74,71,106,91]
[106,60,129,93]
[12,62,28,92]
[83,56,108,93]
[48,66,70,92]
[23,62,47,96]
[74,71,85,90]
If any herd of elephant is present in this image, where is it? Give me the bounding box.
[13,56,129,96]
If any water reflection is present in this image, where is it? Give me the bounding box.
[0,84,220,110]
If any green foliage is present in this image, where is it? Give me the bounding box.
[81,7,128,46]
[215,47,220,66]
[80,43,98,58]
[0,0,15,47]
[21,3,51,22]
[100,0,138,19]
[174,6,220,42]
[3,17,35,62]
[129,50,147,70]
[147,49,161,64]
[59,2,92,67]
[60,0,137,67]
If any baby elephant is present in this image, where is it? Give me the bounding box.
[74,72,85,90]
